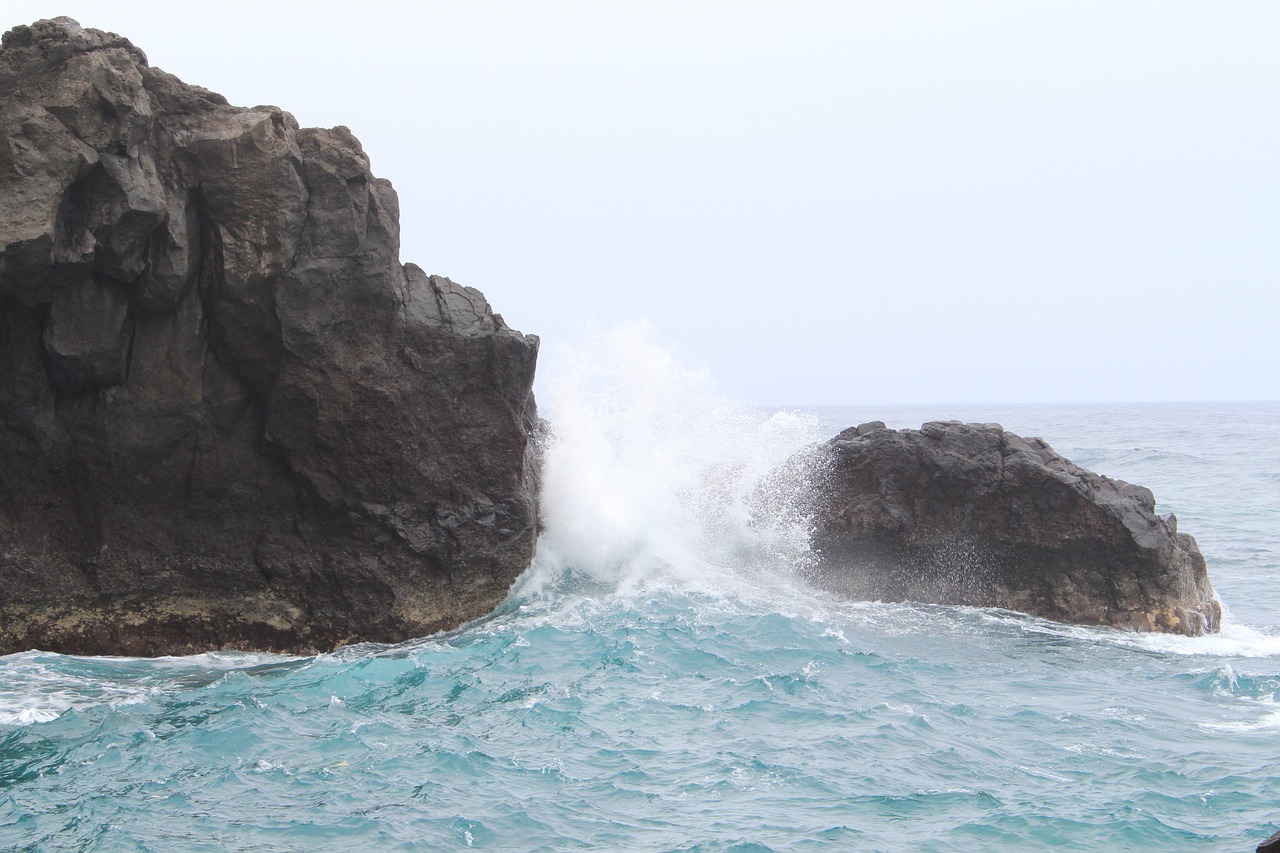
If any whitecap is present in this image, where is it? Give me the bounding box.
[1112,618,1280,659]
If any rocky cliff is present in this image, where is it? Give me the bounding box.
[806,421,1221,636]
[0,18,540,655]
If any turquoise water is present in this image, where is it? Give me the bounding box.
[2,334,1278,851]
[4,582,1279,851]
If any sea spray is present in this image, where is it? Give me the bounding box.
[525,322,828,598]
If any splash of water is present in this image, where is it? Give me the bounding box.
[524,322,827,598]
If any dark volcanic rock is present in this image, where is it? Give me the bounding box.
[0,18,540,655]
[806,420,1220,636]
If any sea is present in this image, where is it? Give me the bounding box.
[2,327,1278,851]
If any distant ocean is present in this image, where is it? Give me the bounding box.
[3,331,1277,851]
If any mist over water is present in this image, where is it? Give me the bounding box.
[2,329,1279,851]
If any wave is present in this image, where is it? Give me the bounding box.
[529,321,826,599]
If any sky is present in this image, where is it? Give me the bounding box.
[6,1,1278,405]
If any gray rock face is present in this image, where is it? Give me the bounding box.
[806,420,1220,636]
[0,18,540,655]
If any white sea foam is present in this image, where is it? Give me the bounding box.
[0,655,157,726]
[524,322,826,601]
[142,651,300,668]
[1117,622,1280,658]
[1200,695,1280,732]
[0,708,61,726]
[1108,601,1280,658]
[972,599,1280,659]
[0,648,305,727]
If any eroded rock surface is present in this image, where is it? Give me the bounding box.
[0,18,539,654]
[806,421,1220,635]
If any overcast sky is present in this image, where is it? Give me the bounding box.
[8,2,1278,404]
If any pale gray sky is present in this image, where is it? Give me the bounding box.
[8,1,1278,404]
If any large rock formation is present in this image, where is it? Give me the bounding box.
[0,18,540,655]
[806,421,1220,635]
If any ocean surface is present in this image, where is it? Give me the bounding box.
[3,330,1278,851]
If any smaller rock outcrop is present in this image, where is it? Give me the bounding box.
[805,421,1220,635]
